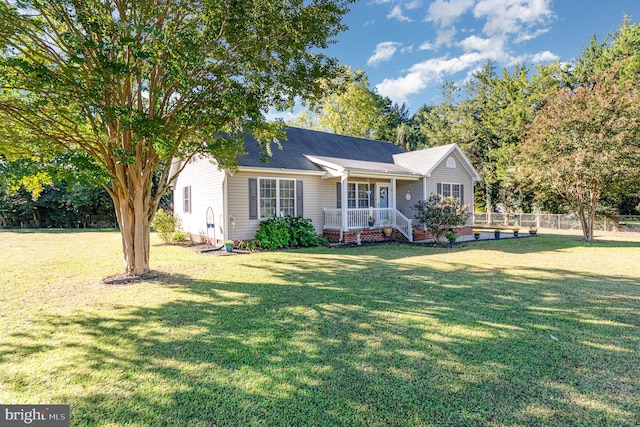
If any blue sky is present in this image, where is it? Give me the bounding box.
[321,0,640,113]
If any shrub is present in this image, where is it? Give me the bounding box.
[172,230,190,243]
[151,209,181,244]
[254,215,319,249]
[414,195,471,244]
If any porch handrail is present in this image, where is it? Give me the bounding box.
[394,210,413,242]
[323,207,413,242]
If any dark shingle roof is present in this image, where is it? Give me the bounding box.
[238,126,405,171]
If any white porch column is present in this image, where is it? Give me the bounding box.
[390,178,397,211]
[422,177,428,200]
[341,176,348,231]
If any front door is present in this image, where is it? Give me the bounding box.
[379,185,389,208]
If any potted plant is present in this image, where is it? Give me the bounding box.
[512,228,520,238]
[224,240,234,252]
[446,230,459,244]
[368,216,375,227]
[529,227,538,236]
[494,229,501,239]
[382,215,393,237]
[473,229,482,240]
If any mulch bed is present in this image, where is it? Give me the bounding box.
[102,270,163,285]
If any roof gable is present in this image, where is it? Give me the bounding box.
[393,144,481,181]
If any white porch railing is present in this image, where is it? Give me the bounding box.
[324,208,413,242]
[394,210,413,242]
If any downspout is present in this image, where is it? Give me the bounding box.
[222,171,229,243]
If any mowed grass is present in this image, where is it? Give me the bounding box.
[1,230,639,426]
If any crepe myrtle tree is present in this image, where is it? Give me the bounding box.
[0,0,354,276]
[519,63,640,242]
[414,194,471,244]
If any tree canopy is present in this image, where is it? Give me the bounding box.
[0,0,353,275]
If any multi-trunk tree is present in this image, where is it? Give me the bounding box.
[0,0,352,276]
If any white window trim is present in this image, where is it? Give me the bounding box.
[440,182,462,201]
[446,157,457,168]
[347,181,373,209]
[258,177,296,219]
[183,185,192,214]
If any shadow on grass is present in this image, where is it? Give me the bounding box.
[2,247,639,426]
[319,233,640,260]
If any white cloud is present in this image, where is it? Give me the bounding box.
[419,40,435,51]
[459,35,503,52]
[388,5,413,22]
[406,0,422,9]
[515,27,550,43]
[473,0,553,36]
[426,0,475,27]
[435,27,458,46]
[376,50,502,103]
[530,50,559,63]
[372,0,557,104]
[367,41,402,66]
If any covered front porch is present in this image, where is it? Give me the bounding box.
[303,154,423,244]
[323,207,413,242]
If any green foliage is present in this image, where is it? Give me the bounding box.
[151,209,181,244]
[0,180,116,228]
[286,215,321,247]
[172,231,190,243]
[414,195,471,243]
[518,63,640,242]
[254,215,320,249]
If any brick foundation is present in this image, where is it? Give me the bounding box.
[323,228,397,244]
[324,226,473,244]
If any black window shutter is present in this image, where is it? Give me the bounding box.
[296,180,303,217]
[369,184,374,207]
[437,183,442,195]
[460,184,464,205]
[336,183,342,208]
[249,178,258,220]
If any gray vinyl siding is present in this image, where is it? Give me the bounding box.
[172,157,226,242]
[396,180,423,219]
[226,171,333,241]
[427,151,475,225]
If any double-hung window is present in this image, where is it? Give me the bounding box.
[347,183,372,208]
[439,182,462,202]
[183,186,192,213]
[259,178,296,218]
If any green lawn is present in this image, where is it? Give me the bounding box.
[1,230,639,426]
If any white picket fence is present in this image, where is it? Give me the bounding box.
[473,213,640,232]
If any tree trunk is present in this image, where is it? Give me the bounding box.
[586,184,600,242]
[110,178,153,277]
